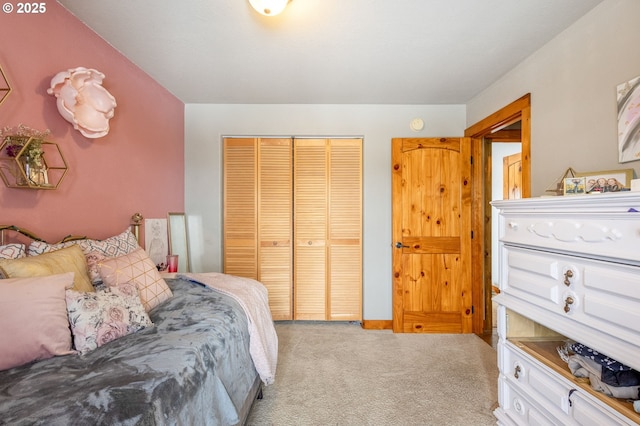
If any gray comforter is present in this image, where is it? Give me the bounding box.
[0,278,260,426]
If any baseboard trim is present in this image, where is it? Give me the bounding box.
[361,320,392,330]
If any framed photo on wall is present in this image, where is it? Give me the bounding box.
[617,75,640,163]
[576,169,634,194]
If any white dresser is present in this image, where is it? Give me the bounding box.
[492,193,640,425]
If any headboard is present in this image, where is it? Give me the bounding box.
[0,213,143,246]
[0,225,85,245]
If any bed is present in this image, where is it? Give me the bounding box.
[0,223,278,425]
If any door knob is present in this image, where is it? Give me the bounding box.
[395,242,409,249]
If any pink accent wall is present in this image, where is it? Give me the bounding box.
[0,2,184,243]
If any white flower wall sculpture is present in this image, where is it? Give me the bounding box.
[47,67,117,138]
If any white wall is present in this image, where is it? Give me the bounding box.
[491,143,521,284]
[185,104,466,320]
[467,0,640,196]
[185,0,640,321]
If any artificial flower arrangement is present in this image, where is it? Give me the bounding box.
[0,124,52,187]
[0,124,50,165]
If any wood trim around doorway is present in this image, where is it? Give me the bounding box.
[465,93,531,197]
[464,93,531,335]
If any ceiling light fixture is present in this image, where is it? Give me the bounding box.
[248,0,290,16]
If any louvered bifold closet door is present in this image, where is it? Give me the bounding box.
[223,138,258,279]
[223,137,294,320]
[294,139,328,320]
[258,138,293,320]
[294,138,362,321]
[328,139,362,320]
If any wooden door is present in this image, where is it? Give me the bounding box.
[223,137,293,320]
[224,136,361,321]
[391,137,473,333]
[328,139,362,320]
[294,138,362,321]
[293,139,327,320]
[503,152,522,200]
[258,138,293,320]
[223,138,257,278]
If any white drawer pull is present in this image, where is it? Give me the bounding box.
[508,221,519,230]
[513,398,524,414]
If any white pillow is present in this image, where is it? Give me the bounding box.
[0,243,26,260]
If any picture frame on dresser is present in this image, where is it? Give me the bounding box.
[562,177,586,195]
[576,168,634,194]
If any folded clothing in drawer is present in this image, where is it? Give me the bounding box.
[559,341,640,401]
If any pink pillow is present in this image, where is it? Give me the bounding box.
[98,247,173,311]
[0,273,75,371]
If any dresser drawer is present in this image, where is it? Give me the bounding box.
[500,246,640,367]
[500,246,566,309]
[499,339,640,425]
[581,260,640,337]
[570,391,639,425]
[497,375,559,426]
[499,211,640,265]
[499,340,572,418]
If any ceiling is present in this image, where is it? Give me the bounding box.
[58,0,604,105]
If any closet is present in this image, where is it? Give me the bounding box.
[223,137,362,321]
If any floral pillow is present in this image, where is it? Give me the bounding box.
[66,283,153,354]
[85,250,107,285]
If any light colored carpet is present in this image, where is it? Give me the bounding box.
[247,321,498,426]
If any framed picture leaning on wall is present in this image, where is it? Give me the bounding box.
[576,169,634,194]
[145,218,168,269]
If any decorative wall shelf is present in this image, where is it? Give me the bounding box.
[0,64,10,107]
[0,136,68,189]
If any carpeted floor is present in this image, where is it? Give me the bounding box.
[247,321,498,426]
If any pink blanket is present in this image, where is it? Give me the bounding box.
[177,272,278,385]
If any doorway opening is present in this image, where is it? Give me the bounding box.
[485,128,522,346]
[465,93,531,342]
